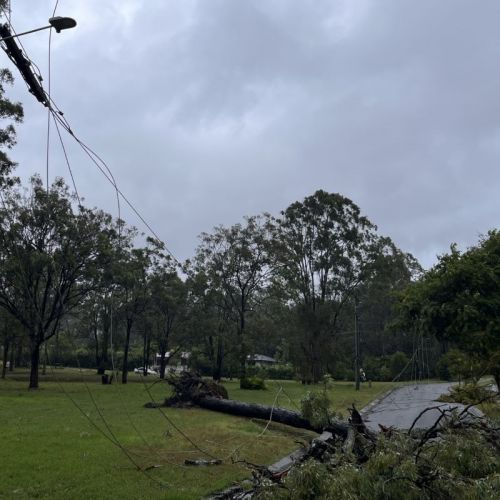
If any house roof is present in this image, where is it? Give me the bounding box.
[247,354,276,363]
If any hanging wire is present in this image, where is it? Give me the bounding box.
[0,188,169,488]
[0,6,232,471]
[106,299,163,455]
[0,2,178,265]
[46,105,220,463]
[48,348,170,489]
[51,113,80,204]
[44,0,59,192]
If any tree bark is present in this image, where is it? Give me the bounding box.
[42,343,48,376]
[121,321,132,384]
[159,349,168,379]
[93,325,101,374]
[142,328,149,373]
[196,396,349,437]
[1,339,9,379]
[239,311,246,379]
[29,342,40,389]
[98,308,111,375]
[146,335,151,371]
[213,337,224,381]
[14,342,22,370]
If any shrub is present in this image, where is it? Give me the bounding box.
[246,364,296,380]
[438,383,494,405]
[240,376,267,390]
[379,365,392,382]
[364,356,382,381]
[389,351,410,380]
[331,361,350,381]
[265,364,296,380]
[300,390,334,428]
[437,349,485,384]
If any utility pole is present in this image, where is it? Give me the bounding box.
[354,296,360,391]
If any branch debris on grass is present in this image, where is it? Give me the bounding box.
[147,373,500,499]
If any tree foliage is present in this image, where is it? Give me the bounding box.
[0,67,23,186]
[194,215,274,380]
[0,177,116,387]
[271,190,378,382]
[396,231,500,390]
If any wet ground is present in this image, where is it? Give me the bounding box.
[361,382,482,431]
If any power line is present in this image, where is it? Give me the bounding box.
[0,10,224,469]
[51,113,80,204]
[0,7,180,265]
[49,109,180,265]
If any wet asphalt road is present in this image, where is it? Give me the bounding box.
[268,382,481,475]
[360,382,480,431]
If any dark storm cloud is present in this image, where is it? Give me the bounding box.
[3,0,500,268]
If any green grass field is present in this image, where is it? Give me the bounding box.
[0,369,396,499]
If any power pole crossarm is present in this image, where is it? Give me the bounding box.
[0,24,48,106]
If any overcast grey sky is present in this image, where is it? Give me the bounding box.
[3,0,499,268]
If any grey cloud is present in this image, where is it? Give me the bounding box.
[4,0,500,267]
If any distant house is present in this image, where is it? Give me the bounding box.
[246,354,277,368]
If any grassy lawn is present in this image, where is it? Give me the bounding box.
[0,369,396,499]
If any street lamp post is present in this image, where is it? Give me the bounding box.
[0,17,76,106]
[0,17,77,42]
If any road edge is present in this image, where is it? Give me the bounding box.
[360,385,400,417]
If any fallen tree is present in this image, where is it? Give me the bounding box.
[210,400,500,499]
[147,371,349,437]
[145,372,500,498]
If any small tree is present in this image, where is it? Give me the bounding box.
[0,177,114,388]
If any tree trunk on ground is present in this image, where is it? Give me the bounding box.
[1,340,9,379]
[196,397,348,437]
[159,372,350,437]
[29,342,40,389]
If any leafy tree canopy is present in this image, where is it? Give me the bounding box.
[396,230,500,389]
